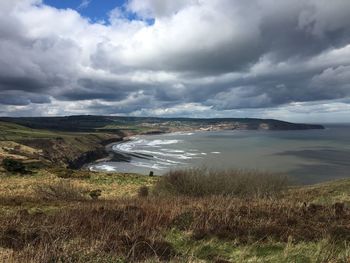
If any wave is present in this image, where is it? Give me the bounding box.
[114,139,181,152]
[90,164,117,172]
[131,149,198,159]
[105,135,207,172]
[146,139,180,146]
[170,132,195,136]
[161,148,185,153]
[132,161,168,170]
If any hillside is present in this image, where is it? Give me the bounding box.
[0,115,324,133]
[0,121,121,168]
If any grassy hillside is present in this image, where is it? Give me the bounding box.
[0,115,324,132]
[0,168,349,262]
[286,178,350,205]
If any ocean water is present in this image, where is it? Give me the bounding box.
[90,124,350,184]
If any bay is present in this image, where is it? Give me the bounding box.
[90,124,350,184]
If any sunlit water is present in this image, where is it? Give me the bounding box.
[89,124,350,184]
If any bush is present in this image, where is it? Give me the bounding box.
[89,189,102,200]
[2,158,26,174]
[53,168,74,178]
[33,180,86,201]
[138,186,149,198]
[50,168,90,179]
[154,168,289,198]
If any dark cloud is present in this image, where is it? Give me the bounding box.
[56,79,134,101]
[0,76,51,92]
[0,91,50,105]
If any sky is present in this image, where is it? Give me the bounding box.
[0,0,350,123]
[44,0,124,22]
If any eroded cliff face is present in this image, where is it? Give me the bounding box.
[0,135,122,169]
[33,136,121,168]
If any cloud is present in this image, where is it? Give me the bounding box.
[78,0,92,10]
[0,0,349,121]
[0,90,50,105]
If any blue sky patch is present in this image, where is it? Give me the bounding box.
[44,0,126,22]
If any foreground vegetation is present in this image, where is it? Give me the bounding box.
[0,166,349,262]
[153,168,289,198]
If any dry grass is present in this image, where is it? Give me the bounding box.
[286,178,350,205]
[0,169,157,201]
[0,196,349,262]
[0,141,43,162]
[0,169,349,262]
[154,168,289,198]
[33,180,87,201]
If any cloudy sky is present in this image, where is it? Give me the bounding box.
[0,0,350,122]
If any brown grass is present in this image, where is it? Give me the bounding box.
[0,195,349,262]
[0,169,349,262]
[0,169,158,200]
[33,180,87,201]
[154,168,289,198]
[138,186,149,198]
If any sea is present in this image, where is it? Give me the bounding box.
[89,124,350,184]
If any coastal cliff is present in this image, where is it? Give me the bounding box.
[0,121,122,168]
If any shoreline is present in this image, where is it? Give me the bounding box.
[83,125,329,173]
[87,136,142,170]
[87,132,186,172]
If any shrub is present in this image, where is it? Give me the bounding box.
[89,189,102,200]
[138,186,149,198]
[2,158,26,174]
[53,168,74,178]
[154,168,289,198]
[33,180,86,201]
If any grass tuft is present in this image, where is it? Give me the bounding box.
[33,180,86,201]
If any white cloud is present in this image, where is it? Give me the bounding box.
[0,0,349,121]
[78,0,92,10]
[126,0,198,18]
